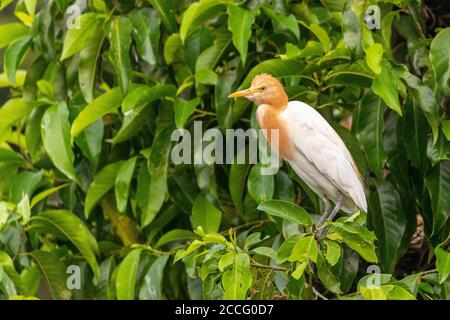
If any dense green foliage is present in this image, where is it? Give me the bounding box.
[0,0,449,300]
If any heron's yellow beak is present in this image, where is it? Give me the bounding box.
[228,87,260,99]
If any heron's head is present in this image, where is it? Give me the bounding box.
[228,73,288,109]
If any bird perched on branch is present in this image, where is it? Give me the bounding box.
[228,74,367,237]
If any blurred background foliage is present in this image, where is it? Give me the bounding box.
[0,0,449,300]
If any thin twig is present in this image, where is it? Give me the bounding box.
[250,262,286,272]
[312,287,328,300]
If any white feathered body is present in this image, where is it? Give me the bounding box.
[257,101,367,214]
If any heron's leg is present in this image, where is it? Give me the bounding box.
[316,193,343,238]
[326,193,343,223]
[316,198,332,229]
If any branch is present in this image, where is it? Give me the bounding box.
[250,262,286,272]
[312,287,328,300]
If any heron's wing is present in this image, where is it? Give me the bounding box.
[282,101,367,212]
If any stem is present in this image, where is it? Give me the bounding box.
[250,262,286,272]
[420,268,437,276]
[312,287,328,300]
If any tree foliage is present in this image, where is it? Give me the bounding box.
[0,0,449,300]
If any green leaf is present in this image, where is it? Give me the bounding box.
[116,248,142,300]
[79,30,105,102]
[71,87,122,137]
[364,43,383,74]
[291,261,308,280]
[0,98,33,141]
[317,253,341,294]
[75,119,104,168]
[41,102,80,184]
[0,23,28,49]
[402,97,428,171]
[139,255,169,300]
[142,125,174,227]
[429,28,450,95]
[30,183,70,208]
[425,160,450,236]
[17,194,30,224]
[288,235,318,263]
[240,59,305,89]
[328,223,378,264]
[0,148,24,165]
[179,0,231,43]
[435,247,450,284]
[85,161,125,217]
[174,239,205,262]
[323,239,341,266]
[148,0,177,33]
[9,170,43,203]
[360,285,387,300]
[174,97,200,128]
[251,247,277,261]
[257,200,312,227]
[28,251,71,300]
[4,36,31,85]
[130,8,161,66]
[305,23,330,52]
[107,16,132,95]
[121,84,176,113]
[354,92,387,177]
[264,8,299,40]
[31,210,99,277]
[222,252,252,300]
[61,13,102,60]
[114,157,137,213]
[372,61,402,116]
[155,229,197,248]
[442,120,450,141]
[219,251,235,272]
[247,164,274,203]
[381,284,416,300]
[227,5,257,65]
[393,65,439,143]
[0,250,24,293]
[192,195,222,233]
[164,33,182,64]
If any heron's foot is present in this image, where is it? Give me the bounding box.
[314,225,327,240]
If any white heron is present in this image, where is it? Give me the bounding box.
[228,74,367,237]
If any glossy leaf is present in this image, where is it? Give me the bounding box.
[221,252,252,300]
[257,200,312,227]
[369,181,405,272]
[107,16,132,95]
[85,161,125,217]
[28,251,70,300]
[41,102,80,184]
[31,210,99,276]
[429,28,450,95]
[247,164,274,203]
[116,248,142,300]
[192,195,222,233]
[61,13,102,60]
[372,61,402,116]
[71,87,122,137]
[354,92,387,177]
[227,5,257,65]
[114,157,137,213]
[139,255,169,300]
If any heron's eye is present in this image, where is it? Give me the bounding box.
[261,86,267,91]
